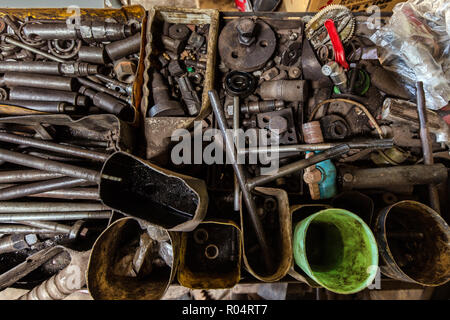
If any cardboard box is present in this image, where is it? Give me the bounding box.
[281,0,405,12]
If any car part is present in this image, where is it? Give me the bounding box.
[78,46,108,64]
[113,59,137,84]
[374,201,450,286]
[0,233,38,254]
[259,80,308,102]
[339,164,448,190]
[168,24,190,41]
[148,70,185,117]
[105,32,141,61]
[9,87,87,106]
[225,71,257,98]
[321,61,347,93]
[0,72,75,91]
[218,18,276,72]
[319,114,350,140]
[240,100,284,114]
[177,75,201,116]
[0,100,77,113]
[0,211,110,222]
[305,5,355,49]
[0,61,98,76]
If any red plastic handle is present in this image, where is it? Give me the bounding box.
[324,19,349,70]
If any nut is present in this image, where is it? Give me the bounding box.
[237,18,256,46]
[114,60,136,84]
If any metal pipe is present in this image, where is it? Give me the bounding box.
[0,148,102,183]
[209,89,273,272]
[246,144,350,190]
[26,187,99,200]
[105,32,141,61]
[0,233,38,254]
[0,100,77,113]
[9,87,88,106]
[77,77,128,101]
[0,202,109,213]
[0,170,63,183]
[233,96,240,212]
[0,177,88,201]
[416,81,440,214]
[241,139,394,155]
[19,221,72,235]
[0,132,108,162]
[0,61,98,76]
[0,225,62,235]
[0,211,110,222]
[0,72,75,91]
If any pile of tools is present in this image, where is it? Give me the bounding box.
[148,21,209,117]
[0,14,141,121]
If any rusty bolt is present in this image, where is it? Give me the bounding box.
[343,173,354,183]
[237,18,256,46]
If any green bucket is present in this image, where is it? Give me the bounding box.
[293,208,378,294]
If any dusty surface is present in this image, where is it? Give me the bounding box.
[131,0,200,9]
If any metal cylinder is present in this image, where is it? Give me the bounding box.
[0,170,63,183]
[77,78,128,101]
[23,22,134,42]
[0,177,87,201]
[259,80,308,102]
[0,225,60,235]
[322,61,347,92]
[302,121,324,144]
[105,32,141,61]
[1,73,75,91]
[0,211,110,222]
[340,164,448,190]
[9,87,87,106]
[2,35,65,63]
[78,46,108,64]
[0,148,102,183]
[0,100,77,113]
[241,100,284,114]
[0,202,109,213]
[0,132,108,162]
[0,184,98,200]
[0,234,38,254]
[0,61,98,77]
[79,86,133,120]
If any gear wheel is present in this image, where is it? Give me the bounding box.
[305,5,355,49]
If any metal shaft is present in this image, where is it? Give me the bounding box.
[0,211,110,222]
[0,132,108,162]
[26,187,99,200]
[242,139,394,155]
[78,77,128,101]
[2,36,66,63]
[0,225,63,235]
[209,90,273,272]
[0,177,88,201]
[246,144,350,190]
[0,170,63,183]
[233,96,240,212]
[0,148,101,183]
[0,100,76,113]
[1,72,75,91]
[416,81,440,214]
[0,202,109,213]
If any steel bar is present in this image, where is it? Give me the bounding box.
[9,87,88,106]
[0,61,98,76]
[209,89,273,272]
[0,177,88,201]
[0,202,109,213]
[0,132,108,162]
[0,225,63,234]
[19,221,72,234]
[0,73,75,91]
[78,77,128,101]
[246,144,350,190]
[416,81,440,214]
[0,246,65,290]
[233,96,240,212]
[27,187,99,200]
[2,35,65,63]
[0,148,101,183]
[0,211,110,222]
[241,139,394,155]
[0,170,63,183]
[0,100,76,113]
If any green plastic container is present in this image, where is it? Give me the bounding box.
[293,208,378,294]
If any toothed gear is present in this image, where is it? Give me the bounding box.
[305,5,355,49]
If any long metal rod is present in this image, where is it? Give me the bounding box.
[0,170,64,183]
[241,139,393,155]
[27,187,99,200]
[246,144,350,190]
[209,90,273,272]
[0,202,109,213]
[0,211,110,222]
[19,220,72,234]
[0,224,65,234]
[0,132,108,162]
[416,81,440,214]
[0,177,88,201]
[2,36,66,63]
[233,96,241,212]
[0,246,65,290]
[0,148,101,183]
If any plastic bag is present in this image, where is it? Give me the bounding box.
[370,0,450,110]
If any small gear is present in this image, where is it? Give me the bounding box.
[305,5,355,49]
